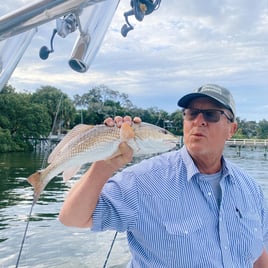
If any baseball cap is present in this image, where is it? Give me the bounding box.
[177,84,236,119]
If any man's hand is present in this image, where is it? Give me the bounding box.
[104,115,142,127]
[105,141,134,170]
[103,116,141,169]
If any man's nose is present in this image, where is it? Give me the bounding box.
[194,112,207,125]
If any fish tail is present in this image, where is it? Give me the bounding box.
[27,171,45,203]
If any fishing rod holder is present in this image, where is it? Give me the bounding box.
[39,13,78,60]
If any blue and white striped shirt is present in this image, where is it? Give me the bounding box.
[92,146,268,267]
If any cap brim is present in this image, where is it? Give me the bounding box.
[177,93,207,108]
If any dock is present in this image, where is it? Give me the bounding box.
[26,134,65,151]
[226,139,268,157]
[226,139,268,147]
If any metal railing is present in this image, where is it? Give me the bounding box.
[226,139,268,146]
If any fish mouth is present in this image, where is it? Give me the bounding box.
[161,139,179,148]
[165,139,179,144]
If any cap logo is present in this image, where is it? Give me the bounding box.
[197,85,223,95]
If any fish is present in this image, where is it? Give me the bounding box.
[27,122,178,203]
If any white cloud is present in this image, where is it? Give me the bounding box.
[1,0,268,121]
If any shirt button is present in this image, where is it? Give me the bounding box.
[224,246,228,250]
[208,192,212,196]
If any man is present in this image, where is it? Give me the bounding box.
[59,84,268,267]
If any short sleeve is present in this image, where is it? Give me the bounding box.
[91,169,139,232]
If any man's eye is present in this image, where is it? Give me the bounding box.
[205,111,215,117]
[190,111,199,116]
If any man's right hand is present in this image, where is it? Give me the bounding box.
[104,115,142,127]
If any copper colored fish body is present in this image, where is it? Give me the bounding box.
[27,122,178,202]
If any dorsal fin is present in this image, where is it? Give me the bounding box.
[48,124,95,163]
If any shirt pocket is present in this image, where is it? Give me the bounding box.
[234,209,263,261]
[160,198,204,237]
[162,215,206,259]
[159,198,207,257]
[164,216,203,236]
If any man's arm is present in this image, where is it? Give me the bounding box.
[58,116,137,228]
[254,248,268,268]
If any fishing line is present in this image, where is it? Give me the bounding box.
[41,94,63,168]
[16,95,63,267]
[103,231,118,268]
[15,200,35,268]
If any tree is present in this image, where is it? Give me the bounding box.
[0,128,17,152]
[31,86,76,133]
[0,91,51,151]
[256,119,268,139]
[170,110,184,136]
[0,84,16,94]
[235,118,258,138]
[73,85,134,125]
[2,83,268,153]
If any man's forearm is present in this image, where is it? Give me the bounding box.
[253,248,268,268]
[59,142,133,228]
[58,160,116,228]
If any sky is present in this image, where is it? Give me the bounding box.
[1,0,268,122]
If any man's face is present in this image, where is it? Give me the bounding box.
[183,97,237,159]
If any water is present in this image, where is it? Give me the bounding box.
[0,152,130,268]
[0,147,268,268]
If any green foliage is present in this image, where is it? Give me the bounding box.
[73,85,134,125]
[1,83,268,153]
[233,117,268,139]
[0,84,16,94]
[169,110,184,136]
[256,119,268,139]
[31,86,76,133]
[0,128,16,152]
[233,118,257,138]
[0,85,70,152]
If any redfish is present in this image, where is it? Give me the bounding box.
[27,122,178,202]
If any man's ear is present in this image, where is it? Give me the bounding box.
[228,122,238,140]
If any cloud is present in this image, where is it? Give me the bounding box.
[1,0,268,121]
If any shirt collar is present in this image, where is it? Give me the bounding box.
[181,145,235,184]
[221,158,236,184]
[181,146,200,181]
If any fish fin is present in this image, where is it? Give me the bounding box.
[127,139,141,154]
[62,166,81,181]
[120,122,135,142]
[48,124,95,163]
[27,170,45,203]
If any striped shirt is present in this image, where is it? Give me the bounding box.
[92,146,268,267]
